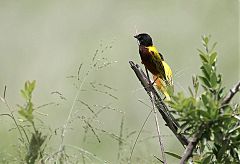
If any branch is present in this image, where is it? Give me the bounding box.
[179,135,198,164]
[129,61,189,146]
[150,91,166,163]
[180,81,240,163]
[179,124,205,164]
[222,81,240,105]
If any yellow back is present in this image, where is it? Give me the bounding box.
[162,61,173,85]
[146,45,173,100]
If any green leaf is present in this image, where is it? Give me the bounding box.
[200,138,207,153]
[210,52,217,65]
[165,151,181,159]
[21,90,28,100]
[202,35,209,46]
[26,130,47,164]
[201,63,212,79]
[180,122,190,131]
[188,86,194,97]
[210,72,218,88]
[217,141,228,161]
[21,81,36,101]
[202,155,212,163]
[199,76,211,88]
[18,107,33,123]
[199,54,209,63]
[192,76,199,96]
[18,81,36,124]
[217,87,224,99]
[201,93,211,108]
[26,102,34,113]
[28,80,36,93]
[198,110,211,121]
[230,148,240,161]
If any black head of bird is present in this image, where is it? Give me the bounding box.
[134,33,153,47]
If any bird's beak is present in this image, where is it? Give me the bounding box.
[134,35,140,45]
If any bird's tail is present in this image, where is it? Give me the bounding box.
[153,75,172,101]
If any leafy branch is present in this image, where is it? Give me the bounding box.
[18,81,47,164]
[176,36,240,163]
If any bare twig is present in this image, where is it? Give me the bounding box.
[83,119,101,143]
[145,65,166,162]
[77,63,83,80]
[3,85,7,98]
[129,110,152,162]
[78,100,96,116]
[58,73,88,153]
[117,114,124,160]
[150,91,166,164]
[1,86,28,148]
[179,134,199,164]
[129,61,189,146]
[222,81,240,105]
[179,125,205,164]
[66,144,108,163]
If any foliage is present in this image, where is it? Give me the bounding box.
[18,81,47,164]
[168,36,240,163]
[18,80,36,124]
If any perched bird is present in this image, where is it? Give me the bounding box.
[134,33,173,100]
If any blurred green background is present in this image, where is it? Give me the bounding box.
[0,0,239,163]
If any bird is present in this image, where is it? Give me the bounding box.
[134,33,173,100]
